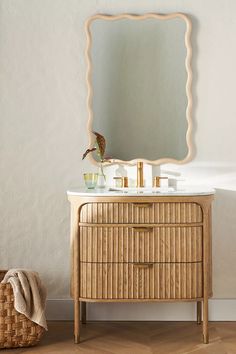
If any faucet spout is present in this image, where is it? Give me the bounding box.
[137,161,144,188]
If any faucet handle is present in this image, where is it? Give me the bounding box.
[113,176,128,188]
[153,176,168,188]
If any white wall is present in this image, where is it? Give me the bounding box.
[0,0,236,318]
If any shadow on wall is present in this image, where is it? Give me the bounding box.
[205,167,236,191]
[212,188,236,298]
[165,162,236,191]
[189,14,199,161]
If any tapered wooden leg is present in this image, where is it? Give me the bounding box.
[202,204,211,344]
[74,300,80,344]
[203,298,209,344]
[82,302,86,324]
[197,301,202,325]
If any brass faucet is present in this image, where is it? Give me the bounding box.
[137,161,144,187]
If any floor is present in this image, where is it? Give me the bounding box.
[2,321,236,354]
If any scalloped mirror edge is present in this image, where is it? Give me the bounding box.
[85,13,193,166]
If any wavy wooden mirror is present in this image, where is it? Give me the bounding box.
[85,13,192,165]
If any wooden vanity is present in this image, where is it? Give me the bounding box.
[68,188,214,344]
[75,10,208,345]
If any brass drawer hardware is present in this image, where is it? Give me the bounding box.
[132,202,153,208]
[133,262,154,268]
[132,227,153,232]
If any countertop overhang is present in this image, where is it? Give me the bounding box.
[67,186,215,197]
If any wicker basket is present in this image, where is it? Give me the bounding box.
[0,270,44,349]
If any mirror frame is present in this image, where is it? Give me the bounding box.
[85,13,193,166]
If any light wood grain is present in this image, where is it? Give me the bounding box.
[202,202,211,344]
[80,262,202,300]
[69,203,80,342]
[80,202,203,224]
[68,194,213,344]
[15,321,236,353]
[80,226,203,263]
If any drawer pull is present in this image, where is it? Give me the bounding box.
[132,227,153,232]
[133,263,154,269]
[132,203,153,208]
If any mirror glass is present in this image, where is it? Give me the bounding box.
[87,14,192,164]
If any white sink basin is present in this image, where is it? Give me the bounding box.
[109,187,175,194]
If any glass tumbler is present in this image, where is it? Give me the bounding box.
[83,173,98,189]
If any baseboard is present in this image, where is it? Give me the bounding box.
[46,299,236,321]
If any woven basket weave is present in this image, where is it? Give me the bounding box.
[0,270,44,349]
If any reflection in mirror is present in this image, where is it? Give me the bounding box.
[86,14,192,165]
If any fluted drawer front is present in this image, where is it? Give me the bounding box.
[80,262,202,300]
[80,226,202,263]
[80,202,202,224]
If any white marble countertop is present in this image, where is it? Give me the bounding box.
[67,186,215,197]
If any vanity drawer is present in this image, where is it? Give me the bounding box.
[80,262,202,300]
[80,226,202,263]
[80,202,202,224]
